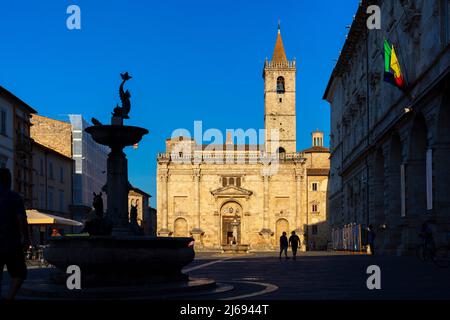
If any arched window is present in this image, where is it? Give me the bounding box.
[277,147,286,159]
[277,77,285,94]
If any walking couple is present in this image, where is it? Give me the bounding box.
[279,231,301,260]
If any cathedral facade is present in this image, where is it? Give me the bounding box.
[156,28,330,251]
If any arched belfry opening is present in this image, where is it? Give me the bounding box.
[277,76,285,94]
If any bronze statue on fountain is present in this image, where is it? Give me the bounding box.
[82,192,112,236]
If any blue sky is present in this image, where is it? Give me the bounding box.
[0,0,359,206]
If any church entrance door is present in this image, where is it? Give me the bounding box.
[220,201,242,246]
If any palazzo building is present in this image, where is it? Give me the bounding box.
[156,28,330,251]
[324,0,450,255]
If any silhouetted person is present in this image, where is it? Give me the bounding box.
[0,168,30,300]
[367,225,376,256]
[419,222,434,250]
[289,231,301,260]
[50,228,61,237]
[279,232,289,260]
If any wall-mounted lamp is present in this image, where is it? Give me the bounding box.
[404,107,413,114]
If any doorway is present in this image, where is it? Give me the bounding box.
[221,201,243,246]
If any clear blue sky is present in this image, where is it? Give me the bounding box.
[0,0,359,206]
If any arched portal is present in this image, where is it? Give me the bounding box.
[220,201,243,245]
[407,113,428,216]
[275,219,289,246]
[173,218,188,237]
[435,92,450,217]
[388,133,403,218]
[373,148,385,224]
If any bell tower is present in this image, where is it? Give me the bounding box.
[263,24,297,154]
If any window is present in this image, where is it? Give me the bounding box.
[312,225,318,235]
[313,136,324,147]
[0,109,6,136]
[59,190,65,212]
[49,162,54,180]
[445,0,450,45]
[279,98,283,103]
[39,158,44,176]
[39,185,45,208]
[48,187,54,210]
[448,0,450,44]
[312,182,318,191]
[0,155,7,168]
[222,176,242,188]
[312,203,319,213]
[276,76,285,94]
[60,166,64,183]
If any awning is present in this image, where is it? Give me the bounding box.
[26,210,83,227]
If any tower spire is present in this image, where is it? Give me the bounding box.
[272,22,287,63]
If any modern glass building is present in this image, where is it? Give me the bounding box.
[69,115,109,208]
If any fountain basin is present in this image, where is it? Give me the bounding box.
[44,236,195,286]
[85,125,149,148]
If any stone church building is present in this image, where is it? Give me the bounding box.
[157,28,330,251]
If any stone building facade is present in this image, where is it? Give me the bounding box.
[324,0,450,255]
[30,142,74,243]
[157,28,330,251]
[31,142,74,215]
[0,86,37,207]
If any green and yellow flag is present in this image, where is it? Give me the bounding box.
[384,39,407,91]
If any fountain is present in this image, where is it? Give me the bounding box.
[22,73,219,299]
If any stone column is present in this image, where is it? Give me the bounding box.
[259,171,273,249]
[303,166,309,250]
[295,167,305,251]
[295,168,302,229]
[263,174,269,228]
[191,168,203,247]
[159,169,171,237]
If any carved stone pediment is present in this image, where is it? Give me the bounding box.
[210,186,253,199]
